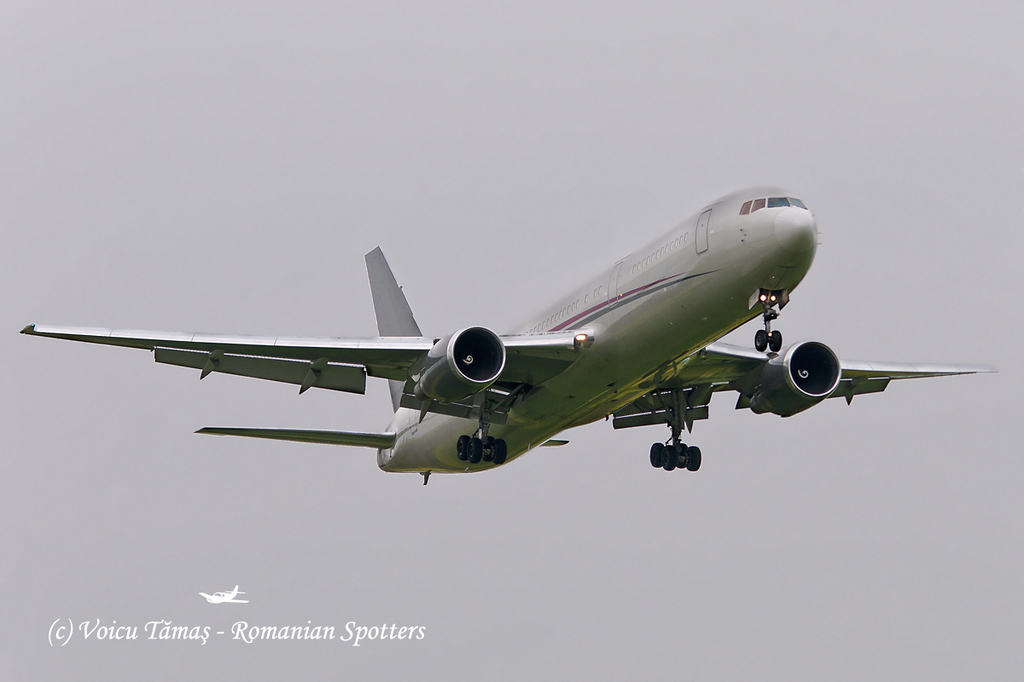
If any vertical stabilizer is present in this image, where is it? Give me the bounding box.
[365,247,422,411]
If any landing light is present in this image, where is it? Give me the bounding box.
[759,294,768,302]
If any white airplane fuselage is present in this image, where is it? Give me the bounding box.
[379,188,818,474]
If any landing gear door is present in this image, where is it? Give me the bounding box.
[696,209,711,254]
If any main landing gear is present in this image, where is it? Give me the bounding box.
[454,389,510,466]
[649,441,701,472]
[456,435,508,465]
[754,288,788,353]
[647,388,702,473]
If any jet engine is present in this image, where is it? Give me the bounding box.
[413,327,506,403]
[747,341,841,417]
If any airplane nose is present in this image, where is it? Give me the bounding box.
[774,207,817,254]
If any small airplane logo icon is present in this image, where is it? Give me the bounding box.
[199,585,248,604]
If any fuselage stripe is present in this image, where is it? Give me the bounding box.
[547,270,716,332]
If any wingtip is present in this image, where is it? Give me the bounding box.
[20,324,35,335]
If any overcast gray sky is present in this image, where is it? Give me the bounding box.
[2,2,1021,679]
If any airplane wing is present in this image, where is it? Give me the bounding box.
[613,340,995,431]
[20,323,586,393]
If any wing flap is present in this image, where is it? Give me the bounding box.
[497,330,593,385]
[154,347,367,394]
[196,427,395,448]
[613,405,709,430]
[829,377,890,404]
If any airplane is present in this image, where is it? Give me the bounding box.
[199,586,248,604]
[21,187,993,485]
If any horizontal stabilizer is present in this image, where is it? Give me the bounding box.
[196,427,395,449]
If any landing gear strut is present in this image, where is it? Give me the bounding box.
[646,389,702,473]
[754,289,787,353]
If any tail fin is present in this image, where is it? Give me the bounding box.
[364,247,422,411]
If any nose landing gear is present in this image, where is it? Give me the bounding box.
[754,289,788,353]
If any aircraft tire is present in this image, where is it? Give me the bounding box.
[650,442,664,468]
[685,446,702,472]
[456,435,470,461]
[468,437,483,464]
[754,329,768,352]
[662,446,678,471]
[482,436,495,462]
[768,330,783,352]
[492,439,508,465]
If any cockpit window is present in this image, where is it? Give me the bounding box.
[740,196,808,214]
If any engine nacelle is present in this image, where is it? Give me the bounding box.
[748,341,841,417]
[413,327,506,403]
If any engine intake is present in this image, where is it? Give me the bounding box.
[413,327,506,403]
[748,341,841,417]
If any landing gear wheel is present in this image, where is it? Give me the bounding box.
[768,330,783,352]
[492,439,508,465]
[674,443,687,470]
[456,435,470,461]
[685,446,702,472]
[650,442,665,468]
[468,437,483,464]
[662,446,678,471]
[754,329,768,352]
[482,436,495,462]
